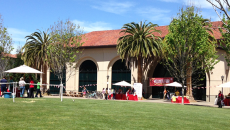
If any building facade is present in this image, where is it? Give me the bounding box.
[46,21,230,102]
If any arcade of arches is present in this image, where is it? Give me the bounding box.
[48,59,206,101]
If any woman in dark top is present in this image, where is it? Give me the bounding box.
[217,91,224,108]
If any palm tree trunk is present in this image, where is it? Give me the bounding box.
[42,64,47,93]
[138,56,142,83]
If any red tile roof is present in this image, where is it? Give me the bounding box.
[81,21,223,47]
[2,53,17,58]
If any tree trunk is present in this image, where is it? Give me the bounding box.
[186,62,195,101]
[138,56,142,83]
[42,64,47,93]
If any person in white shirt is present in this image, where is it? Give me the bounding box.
[102,88,105,99]
[108,88,111,99]
[19,77,26,97]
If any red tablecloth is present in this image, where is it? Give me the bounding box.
[171,97,190,103]
[223,98,230,106]
[115,94,138,101]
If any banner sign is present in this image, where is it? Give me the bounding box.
[149,77,173,86]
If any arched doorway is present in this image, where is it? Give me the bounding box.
[152,63,206,100]
[152,63,173,98]
[112,59,131,93]
[192,69,206,101]
[49,69,66,94]
[79,60,97,92]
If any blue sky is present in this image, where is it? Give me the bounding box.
[0,0,220,54]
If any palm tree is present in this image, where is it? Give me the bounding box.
[117,21,162,83]
[21,31,51,89]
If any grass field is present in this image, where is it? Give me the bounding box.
[0,98,229,130]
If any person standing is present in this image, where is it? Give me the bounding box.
[175,90,180,96]
[105,88,108,100]
[35,80,42,98]
[113,88,116,100]
[19,77,26,98]
[29,77,35,98]
[217,91,224,108]
[163,88,167,100]
[102,88,105,99]
[26,76,31,98]
[9,76,14,92]
[0,76,7,97]
[126,88,130,100]
[167,90,171,100]
[108,88,111,99]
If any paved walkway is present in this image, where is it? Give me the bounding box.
[43,95,230,109]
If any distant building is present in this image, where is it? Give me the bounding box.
[47,21,229,102]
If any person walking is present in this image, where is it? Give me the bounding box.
[19,77,26,98]
[35,80,42,98]
[29,77,35,98]
[217,91,224,108]
[0,76,7,97]
[82,87,87,97]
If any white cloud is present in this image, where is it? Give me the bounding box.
[72,20,113,32]
[201,10,221,21]
[8,28,31,43]
[159,0,218,9]
[183,0,215,9]
[137,7,171,24]
[92,0,135,14]
[7,28,31,54]
[159,0,179,2]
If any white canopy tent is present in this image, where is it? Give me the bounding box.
[217,82,230,88]
[4,65,43,74]
[217,82,230,94]
[113,81,132,87]
[164,82,187,87]
[4,65,43,102]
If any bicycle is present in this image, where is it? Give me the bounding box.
[96,91,103,99]
[86,91,97,99]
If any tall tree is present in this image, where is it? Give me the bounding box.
[185,18,217,98]
[21,30,51,90]
[163,7,219,104]
[117,21,162,83]
[0,14,14,78]
[48,19,83,101]
[219,17,230,66]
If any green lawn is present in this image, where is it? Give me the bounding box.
[0,98,229,130]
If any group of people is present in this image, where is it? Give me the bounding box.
[101,87,136,100]
[163,89,183,100]
[163,89,171,100]
[0,76,42,98]
[0,76,14,94]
